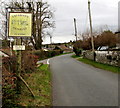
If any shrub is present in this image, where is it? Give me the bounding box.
[60,50,64,54]
[73,47,82,56]
[33,50,63,60]
[2,56,17,73]
[21,51,39,73]
[2,57,17,107]
[2,51,39,107]
[33,50,46,60]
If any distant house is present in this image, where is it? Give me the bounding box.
[42,41,74,52]
[54,45,73,53]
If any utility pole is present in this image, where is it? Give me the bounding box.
[88,0,94,51]
[74,18,78,41]
[50,35,52,49]
[50,36,52,44]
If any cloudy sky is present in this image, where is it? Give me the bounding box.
[43,0,119,44]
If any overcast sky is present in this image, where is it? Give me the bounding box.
[0,0,119,43]
[43,0,119,44]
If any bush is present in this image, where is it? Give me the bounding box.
[49,50,62,57]
[2,57,17,107]
[2,84,17,108]
[33,50,63,60]
[33,50,47,60]
[60,50,64,54]
[73,47,82,56]
[2,51,39,73]
[21,51,39,73]
[2,51,39,107]
[2,56,17,73]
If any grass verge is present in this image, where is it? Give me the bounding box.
[71,55,120,73]
[17,64,52,107]
[71,55,80,58]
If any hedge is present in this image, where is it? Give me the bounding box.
[33,50,63,60]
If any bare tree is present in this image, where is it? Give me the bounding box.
[0,0,55,49]
[32,1,55,49]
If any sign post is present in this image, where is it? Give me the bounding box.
[8,12,34,95]
[8,12,32,73]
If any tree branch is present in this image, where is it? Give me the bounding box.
[18,74,35,98]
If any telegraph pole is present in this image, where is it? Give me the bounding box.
[88,0,94,51]
[50,36,52,44]
[74,18,78,41]
[50,35,52,48]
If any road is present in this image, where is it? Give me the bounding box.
[50,54,118,106]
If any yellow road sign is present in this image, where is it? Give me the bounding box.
[9,12,32,37]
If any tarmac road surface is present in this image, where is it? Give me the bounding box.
[50,54,118,106]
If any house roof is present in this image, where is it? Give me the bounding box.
[56,45,71,50]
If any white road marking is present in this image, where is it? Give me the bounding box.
[47,59,50,64]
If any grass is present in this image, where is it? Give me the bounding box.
[17,64,52,107]
[39,64,49,71]
[71,55,80,58]
[71,55,120,73]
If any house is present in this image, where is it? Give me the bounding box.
[42,41,74,51]
[54,45,73,53]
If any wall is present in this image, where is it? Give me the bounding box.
[83,50,120,67]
